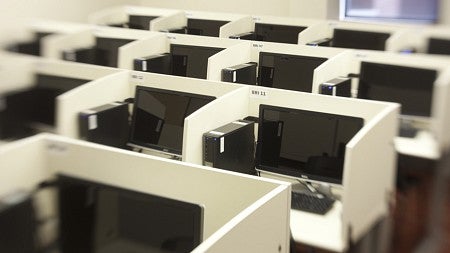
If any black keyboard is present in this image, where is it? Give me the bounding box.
[291,191,335,215]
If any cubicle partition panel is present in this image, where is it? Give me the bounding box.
[432,68,450,150]
[41,29,96,60]
[117,33,169,70]
[219,16,254,39]
[385,26,450,54]
[56,70,130,138]
[342,103,399,246]
[88,5,183,30]
[0,133,291,252]
[297,22,333,45]
[206,42,253,81]
[244,86,399,251]
[0,57,36,94]
[150,11,187,32]
[183,86,250,164]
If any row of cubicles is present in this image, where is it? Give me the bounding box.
[1,6,450,253]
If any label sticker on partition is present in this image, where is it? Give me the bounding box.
[249,88,269,99]
[251,43,264,50]
[131,72,144,83]
[220,137,225,153]
[88,115,98,130]
[47,142,68,156]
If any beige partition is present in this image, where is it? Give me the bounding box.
[0,133,291,252]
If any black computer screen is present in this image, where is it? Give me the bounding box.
[357,61,437,117]
[186,19,229,37]
[6,32,53,56]
[129,86,216,155]
[95,37,135,67]
[427,37,450,55]
[2,74,89,132]
[58,175,203,253]
[332,28,390,51]
[170,44,224,79]
[256,104,364,184]
[258,52,327,92]
[254,23,306,44]
[128,15,159,30]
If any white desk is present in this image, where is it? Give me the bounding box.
[395,131,440,160]
[290,201,344,252]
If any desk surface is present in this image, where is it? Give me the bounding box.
[395,131,440,160]
[290,201,344,252]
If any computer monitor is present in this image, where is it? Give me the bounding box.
[58,174,203,253]
[6,32,53,56]
[128,15,159,30]
[357,61,437,118]
[1,74,90,139]
[128,86,216,156]
[95,37,135,67]
[256,104,364,185]
[332,28,390,51]
[170,44,224,79]
[186,19,229,37]
[254,23,306,44]
[427,37,450,55]
[258,52,327,92]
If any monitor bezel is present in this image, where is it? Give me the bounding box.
[255,104,364,185]
[128,85,216,155]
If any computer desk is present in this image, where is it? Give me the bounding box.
[394,130,440,160]
[290,201,344,252]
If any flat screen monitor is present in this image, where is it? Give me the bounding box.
[357,61,437,117]
[427,37,450,55]
[129,86,216,155]
[6,32,53,56]
[128,15,159,30]
[170,44,224,79]
[1,74,90,139]
[254,23,306,44]
[258,52,327,92]
[341,0,438,23]
[95,37,135,67]
[256,104,364,185]
[332,28,390,51]
[58,174,203,253]
[186,19,229,37]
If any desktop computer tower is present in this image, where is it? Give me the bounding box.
[229,32,255,40]
[78,102,130,149]
[222,62,257,85]
[133,53,171,74]
[319,77,352,97]
[203,120,256,175]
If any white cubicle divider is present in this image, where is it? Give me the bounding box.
[57,70,241,140]
[0,19,91,49]
[150,11,187,32]
[0,53,38,94]
[0,133,291,253]
[208,39,345,86]
[117,32,245,71]
[42,26,159,61]
[253,15,323,42]
[206,42,252,81]
[184,85,399,251]
[183,87,250,164]
[248,87,398,251]
[298,20,406,48]
[312,50,450,155]
[219,16,254,39]
[87,5,180,28]
[117,33,168,70]
[386,25,450,54]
